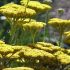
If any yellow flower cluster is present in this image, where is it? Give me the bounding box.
[54,51,70,64]
[64,31,70,44]
[67,49,70,55]
[3,67,34,70]
[0,41,23,58]
[48,18,70,29]
[19,47,55,63]
[16,18,36,27]
[21,0,52,13]
[0,40,70,66]
[37,42,54,47]
[23,21,46,30]
[0,3,36,18]
[0,40,5,44]
[30,42,65,53]
[0,46,13,55]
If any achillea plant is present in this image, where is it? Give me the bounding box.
[0,40,70,70]
[21,0,52,13]
[48,18,70,47]
[0,0,51,45]
[0,3,36,18]
[0,0,70,70]
[23,21,46,44]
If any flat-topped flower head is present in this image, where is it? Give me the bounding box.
[19,47,55,61]
[54,51,70,64]
[3,67,34,70]
[0,3,36,18]
[21,0,52,13]
[0,46,14,55]
[23,21,46,30]
[48,18,70,30]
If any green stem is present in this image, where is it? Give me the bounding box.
[32,34,35,44]
[59,32,63,47]
[58,26,64,47]
[9,18,18,45]
[30,29,37,44]
[44,11,50,42]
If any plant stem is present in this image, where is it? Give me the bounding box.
[58,26,64,47]
[44,11,50,42]
[59,32,63,47]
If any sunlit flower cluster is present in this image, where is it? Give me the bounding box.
[0,0,70,70]
[0,42,23,58]
[21,0,52,13]
[23,21,46,30]
[30,42,65,53]
[19,47,55,64]
[54,51,70,64]
[0,40,70,69]
[3,67,34,70]
[48,18,70,29]
[0,46,13,55]
[0,3,36,18]
[0,40,5,44]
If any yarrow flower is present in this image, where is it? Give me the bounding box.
[15,18,36,27]
[21,0,52,13]
[0,3,36,18]
[23,21,46,30]
[54,51,70,64]
[0,40,5,45]
[0,46,14,55]
[48,18,70,46]
[48,18,70,29]
[3,67,34,70]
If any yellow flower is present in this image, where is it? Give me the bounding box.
[0,40,5,45]
[0,46,14,55]
[67,49,70,55]
[48,18,70,30]
[31,42,65,53]
[12,46,23,53]
[37,42,54,47]
[23,21,46,30]
[0,3,36,18]
[3,67,34,70]
[54,51,70,64]
[16,18,36,27]
[19,47,55,63]
[21,0,52,13]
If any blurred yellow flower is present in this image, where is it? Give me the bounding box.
[0,3,36,18]
[54,51,70,64]
[0,40,5,45]
[0,46,14,55]
[48,18,70,29]
[3,67,34,70]
[21,0,52,13]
